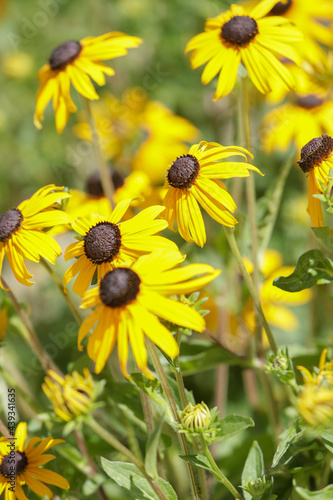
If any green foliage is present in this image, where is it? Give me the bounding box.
[273,249,333,291]
[295,485,333,499]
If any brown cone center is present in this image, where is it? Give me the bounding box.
[84,222,122,264]
[86,169,125,197]
[269,0,292,16]
[49,41,82,70]
[0,209,23,242]
[99,268,141,308]
[298,135,333,173]
[0,451,28,478]
[296,95,324,110]
[221,16,258,46]
[167,154,200,189]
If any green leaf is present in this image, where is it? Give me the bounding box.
[295,485,333,499]
[179,454,219,479]
[312,227,333,256]
[320,430,333,453]
[241,441,264,500]
[145,416,165,480]
[100,459,177,500]
[273,249,333,292]
[179,344,251,376]
[271,420,315,469]
[130,374,173,421]
[214,414,255,442]
[82,474,106,496]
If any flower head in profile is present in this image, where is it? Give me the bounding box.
[78,251,220,376]
[0,422,69,499]
[0,185,71,287]
[42,368,95,422]
[63,199,178,297]
[297,134,333,226]
[262,93,333,153]
[162,141,261,247]
[185,0,302,100]
[34,32,142,133]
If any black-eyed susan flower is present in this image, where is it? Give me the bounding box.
[297,134,333,226]
[42,368,95,422]
[0,422,69,498]
[162,141,261,247]
[0,185,71,287]
[78,251,221,376]
[63,199,178,297]
[34,33,142,133]
[244,249,312,334]
[185,0,302,100]
[297,348,333,387]
[262,93,333,153]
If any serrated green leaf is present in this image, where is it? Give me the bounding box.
[179,454,219,479]
[295,485,333,499]
[100,459,177,500]
[241,441,264,500]
[179,345,251,376]
[131,374,173,421]
[271,421,316,469]
[273,249,333,292]
[145,416,165,480]
[214,415,254,442]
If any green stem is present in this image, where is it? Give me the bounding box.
[88,418,169,500]
[173,331,209,500]
[2,278,62,374]
[81,97,115,209]
[260,152,294,253]
[239,75,262,355]
[198,435,242,499]
[147,341,202,500]
[223,227,277,354]
[41,259,82,325]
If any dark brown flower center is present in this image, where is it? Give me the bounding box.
[0,209,23,243]
[296,95,324,110]
[298,135,333,173]
[84,222,122,264]
[86,169,125,197]
[0,451,28,478]
[99,268,141,308]
[49,41,82,71]
[269,0,292,16]
[167,154,200,189]
[221,16,258,46]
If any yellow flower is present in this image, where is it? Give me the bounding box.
[262,94,333,153]
[0,422,69,499]
[132,101,199,183]
[297,134,333,227]
[162,141,261,247]
[73,89,144,160]
[244,249,312,333]
[78,251,221,376]
[297,385,333,427]
[42,368,94,422]
[34,33,142,133]
[185,0,302,100]
[297,348,333,386]
[63,199,178,297]
[0,185,71,287]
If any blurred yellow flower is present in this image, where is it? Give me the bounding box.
[244,249,312,333]
[297,134,333,226]
[42,369,94,422]
[262,93,333,152]
[34,33,142,133]
[1,52,34,80]
[297,348,333,386]
[132,101,199,183]
[186,0,302,100]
